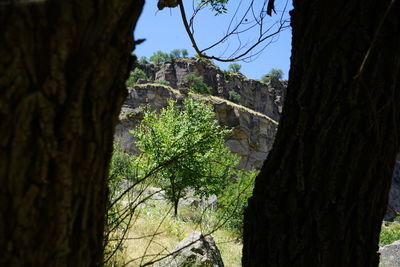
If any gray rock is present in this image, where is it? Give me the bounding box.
[136,78,148,84]
[116,83,277,170]
[156,232,224,267]
[379,240,400,267]
[137,58,284,121]
[129,58,400,228]
[385,155,400,221]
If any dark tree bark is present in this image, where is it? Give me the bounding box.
[0,0,144,266]
[243,0,400,266]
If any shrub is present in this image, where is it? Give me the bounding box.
[126,68,147,86]
[155,80,170,86]
[150,50,172,64]
[132,99,239,216]
[261,75,270,83]
[170,49,181,59]
[181,49,189,57]
[183,73,211,94]
[269,68,284,79]
[380,222,400,246]
[138,56,148,64]
[261,68,284,83]
[228,63,241,72]
[104,148,138,263]
[217,170,258,235]
[228,90,241,103]
[223,70,231,80]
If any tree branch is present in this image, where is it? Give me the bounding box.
[176,0,290,62]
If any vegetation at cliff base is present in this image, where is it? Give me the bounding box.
[131,98,239,216]
[380,222,400,246]
[105,98,258,265]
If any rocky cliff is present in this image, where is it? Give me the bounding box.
[115,83,278,170]
[385,156,400,220]
[116,58,285,170]
[116,58,400,218]
[138,58,286,121]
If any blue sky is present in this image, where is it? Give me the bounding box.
[134,1,292,80]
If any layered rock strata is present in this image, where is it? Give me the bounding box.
[115,84,278,170]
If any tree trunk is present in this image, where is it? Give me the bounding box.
[0,0,144,266]
[243,0,400,266]
[174,198,180,217]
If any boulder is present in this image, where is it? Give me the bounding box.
[379,240,400,267]
[156,232,224,267]
[385,155,400,221]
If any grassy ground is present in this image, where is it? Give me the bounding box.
[107,199,242,267]
[380,221,400,246]
[106,198,400,267]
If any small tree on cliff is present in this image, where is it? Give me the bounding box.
[132,98,239,216]
[228,63,242,72]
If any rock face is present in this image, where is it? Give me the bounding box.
[379,240,400,266]
[116,58,283,170]
[385,155,400,221]
[138,58,284,121]
[119,58,400,214]
[156,232,224,267]
[115,84,278,170]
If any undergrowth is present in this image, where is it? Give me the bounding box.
[380,221,400,246]
[110,199,242,267]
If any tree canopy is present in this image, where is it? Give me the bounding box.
[132,98,240,216]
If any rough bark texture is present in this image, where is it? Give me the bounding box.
[243,0,400,266]
[0,0,144,266]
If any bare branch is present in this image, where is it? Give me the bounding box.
[175,0,290,62]
[267,0,276,16]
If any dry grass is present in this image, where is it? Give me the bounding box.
[108,200,242,267]
[193,93,278,125]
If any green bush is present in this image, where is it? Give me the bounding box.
[138,56,148,64]
[269,68,284,79]
[132,98,239,216]
[228,63,241,72]
[170,49,181,59]
[181,49,189,57]
[217,170,258,235]
[380,222,400,246]
[126,68,147,86]
[150,50,172,64]
[223,70,231,80]
[261,75,270,83]
[150,49,189,64]
[194,54,214,64]
[155,80,170,86]
[261,68,284,83]
[184,73,211,94]
[228,90,241,103]
[104,148,139,263]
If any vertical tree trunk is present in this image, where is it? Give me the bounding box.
[243,0,400,266]
[0,0,144,265]
[174,198,180,217]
